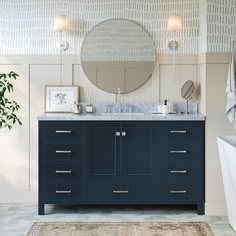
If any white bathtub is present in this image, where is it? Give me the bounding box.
[217,136,236,232]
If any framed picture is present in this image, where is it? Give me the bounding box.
[45,86,79,113]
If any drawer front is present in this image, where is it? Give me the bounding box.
[44,142,83,161]
[158,163,201,185]
[40,122,84,141]
[86,184,157,202]
[44,163,83,182]
[158,183,203,202]
[157,122,204,162]
[159,143,202,161]
[160,122,204,142]
[45,183,84,201]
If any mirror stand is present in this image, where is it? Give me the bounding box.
[181,80,194,115]
[186,99,190,115]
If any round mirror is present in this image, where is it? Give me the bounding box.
[81,19,156,94]
[181,80,194,100]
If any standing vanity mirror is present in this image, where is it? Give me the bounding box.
[81,19,156,94]
[181,80,194,114]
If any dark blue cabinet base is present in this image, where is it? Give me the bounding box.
[38,203,204,216]
[38,121,205,215]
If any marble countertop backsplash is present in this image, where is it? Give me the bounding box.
[79,102,198,114]
[38,102,205,121]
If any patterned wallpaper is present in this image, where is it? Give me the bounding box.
[199,0,207,53]
[0,0,235,54]
[207,0,236,52]
[0,0,199,54]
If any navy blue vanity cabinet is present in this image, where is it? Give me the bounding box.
[85,121,156,202]
[38,120,205,215]
[38,121,85,215]
[154,121,205,215]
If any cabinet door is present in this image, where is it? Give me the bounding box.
[85,122,120,184]
[121,122,155,184]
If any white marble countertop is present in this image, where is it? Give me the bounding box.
[37,113,205,121]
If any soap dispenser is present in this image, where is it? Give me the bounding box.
[162,100,169,114]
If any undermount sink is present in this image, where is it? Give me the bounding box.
[98,112,145,116]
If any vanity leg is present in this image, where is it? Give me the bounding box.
[38,203,45,215]
[197,202,204,215]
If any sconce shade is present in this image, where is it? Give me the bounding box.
[167,16,182,32]
[53,15,69,31]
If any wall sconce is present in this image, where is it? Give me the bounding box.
[167,16,182,80]
[53,15,69,84]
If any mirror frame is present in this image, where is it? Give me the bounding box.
[80,18,156,94]
[181,80,194,100]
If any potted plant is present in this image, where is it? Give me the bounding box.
[0,71,22,129]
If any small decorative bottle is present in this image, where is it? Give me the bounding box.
[86,103,93,113]
[71,101,82,114]
[162,100,169,114]
[86,88,93,113]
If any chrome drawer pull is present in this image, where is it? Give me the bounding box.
[56,190,72,194]
[113,190,129,194]
[170,190,187,194]
[55,150,72,154]
[55,170,72,174]
[170,130,187,134]
[121,131,126,137]
[55,130,72,133]
[170,170,187,174]
[116,132,121,136]
[170,150,187,154]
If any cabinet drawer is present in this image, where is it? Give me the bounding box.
[44,143,83,161]
[159,122,204,143]
[158,165,201,185]
[86,184,156,202]
[44,163,83,182]
[158,184,203,202]
[41,122,84,141]
[159,148,202,161]
[45,183,84,201]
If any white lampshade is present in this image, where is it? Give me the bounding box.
[167,16,182,32]
[53,15,69,31]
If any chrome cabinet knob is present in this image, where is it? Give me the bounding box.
[113,190,129,194]
[170,130,187,134]
[55,150,72,154]
[55,170,72,174]
[170,150,187,154]
[170,170,187,174]
[55,130,72,133]
[170,190,187,194]
[55,190,72,194]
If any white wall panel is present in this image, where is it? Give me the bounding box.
[159,64,198,102]
[0,64,32,202]
[205,62,233,215]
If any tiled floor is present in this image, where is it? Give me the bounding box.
[0,204,235,236]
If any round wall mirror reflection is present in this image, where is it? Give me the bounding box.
[81,19,156,94]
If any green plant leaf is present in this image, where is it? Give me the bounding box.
[0,71,21,130]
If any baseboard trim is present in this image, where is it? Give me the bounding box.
[205,202,228,216]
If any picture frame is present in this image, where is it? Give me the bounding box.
[45,85,79,113]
